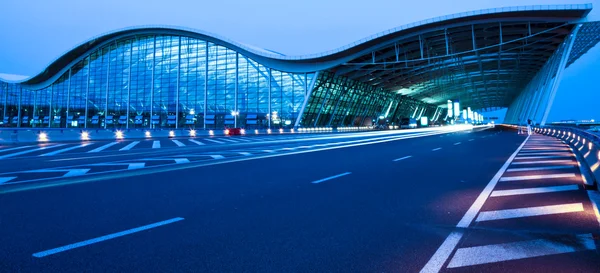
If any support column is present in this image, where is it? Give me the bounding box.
[204,41,208,130]
[17,86,21,128]
[66,68,71,128]
[127,42,132,129]
[150,36,156,129]
[48,85,52,128]
[268,68,272,129]
[85,56,90,129]
[105,45,111,130]
[294,72,318,128]
[235,52,239,128]
[175,36,181,129]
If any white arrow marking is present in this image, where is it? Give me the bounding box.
[24,169,90,177]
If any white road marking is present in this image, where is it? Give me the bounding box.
[24,169,90,177]
[88,142,118,153]
[516,152,573,156]
[0,144,66,159]
[432,147,442,151]
[447,234,595,268]
[263,150,275,153]
[419,136,529,273]
[41,143,93,156]
[0,177,17,184]
[393,155,412,162]
[152,141,160,148]
[511,160,576,165]
[453,142,461,145]
[499,173,575,182]
[476,203,584,222]
[174,158,190,164]
[119,141,140,151]
[312,172,352,184]
[210,155,225,159]
[204,139,224,144]
[514,155,572,160]
[506,165,574,172]
[219,138,239,143]
[188,139,204,145]
[32,217,185,258]
[90,162,146,170]
[490,185,580,197]
[281,148,296,151]
[172,140,186,147]
[0,145,33,152]
[239,152,252,156]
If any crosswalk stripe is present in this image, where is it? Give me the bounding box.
[490,185,580,197]
[506,165,574,172]
[514,155,572,160]
[119,141,140,151]
[0,145,34,152]
[0,176,17,184]
[511,160,576,165]
[219,138,240,143]
[204,139,224,144]
[475,203,584,222]
[188,139,204,145]
[210,155,225,159]
[263,150,275,153]
[152,141,161,149]
[239,152,252,156]
[88,142,119,153]
[447,233,595,268]
[0,144,66,159]
[500,173,575,182]
[517,152,573,156]
[41,143,93,156]
[172,140,186,147]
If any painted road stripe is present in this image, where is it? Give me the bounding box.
[0,145,33,152]
[516,152,573,156]
[210,155,225,159]
[0,177,17,184]
[500,173,575,182]
[511,160,575,165]
[312,172,352,184]
[521,148,570,151]
[204,139,224,144]
[32,217,185,258]
[172,140,186,147]
[119,141,140,151]
[432,147,442,151]
[90,162,145,170]
[454,142,462,145]
[239,152,252,156]
[393,155,412,162]
[25,169,90,177]
[41,143,93,156]
[506,165,574,172]
[447,234,595,268]
[188,139,204,145]
[219,138,239,143]
[476,203,584,222]
[152,141,160,149]
[514,155,572,160]
[88,142,118,153]
[263,150,275,153]
[0,144,66,159]
[490,185,580,197]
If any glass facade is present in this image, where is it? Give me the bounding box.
[0,35,313,129]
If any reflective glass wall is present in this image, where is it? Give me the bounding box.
[1,35,313,129]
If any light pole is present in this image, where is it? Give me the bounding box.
[231,110,239,128]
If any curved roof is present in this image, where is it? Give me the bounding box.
[1,4,597,111]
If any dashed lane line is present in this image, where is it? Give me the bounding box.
[311,172,352,184]
[393,155,412,162]
[432,147,442,151]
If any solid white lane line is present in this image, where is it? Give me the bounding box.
[119,141,140,151]
[475,203,584,222]
[41,143,93,156]
[511,160,576,165]
[506,165,574,172]
[419,136,529,273]
[432,147,442,151]
[204,139,224,144]
[210,155,225,159]
[514,155,572,160]
[447,234,595,268]
[88,142,118,153]
[490,185,580,197]
[152,141,161,149]
[393,155,412,162]
[239,152,252,156]
[172,140,186,147]
[454,142,462,145]
[0,144,66,159]
[312,172,351,184]
[0,177,17,184]
[500,173,575,182]
[32,217,185,258]
[188,139,204,145]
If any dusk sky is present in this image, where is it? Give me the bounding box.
[1,0,598,122]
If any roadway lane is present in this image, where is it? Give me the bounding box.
[0,127,527,272]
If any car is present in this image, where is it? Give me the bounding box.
[400,118,417,129]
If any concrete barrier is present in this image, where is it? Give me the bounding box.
[534,126,600,189]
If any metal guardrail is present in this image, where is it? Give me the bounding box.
[535,126,600,189]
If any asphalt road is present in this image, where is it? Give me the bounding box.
[1,126,599,272]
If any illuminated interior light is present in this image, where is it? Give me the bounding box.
[81,131,90,141]
[38,132,48,142]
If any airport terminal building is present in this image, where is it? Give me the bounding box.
[1,4,599,129]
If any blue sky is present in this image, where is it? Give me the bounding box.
[0,0,597,122]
